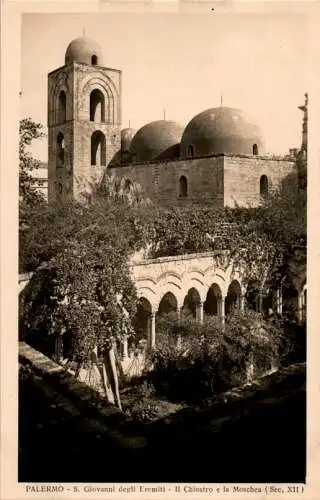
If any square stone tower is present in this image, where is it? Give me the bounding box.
[47,37,121,205]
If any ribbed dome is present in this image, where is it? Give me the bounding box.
[180,107,263,157]
[130,120,183,162]
[65,37,103,66]
[121,128,136,153]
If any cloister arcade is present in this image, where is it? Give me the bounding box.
[126,251,306,355]
[128,252,250,351]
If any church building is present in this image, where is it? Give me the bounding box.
[48,37,300,208]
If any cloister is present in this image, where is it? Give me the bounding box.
[18,249,306,370]
[126,250,307,353]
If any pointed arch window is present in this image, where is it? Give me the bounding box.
[253,143,258,155]
[90,89,105,123]
[56,132,65,166]
[91,54,98,66]
[179,175,188,198]
[260,175,268,198]
[91,131,106,166]
[58,91,66,124]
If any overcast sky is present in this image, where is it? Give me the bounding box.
[21,12,308,161]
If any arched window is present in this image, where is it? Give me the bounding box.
[260,175,268,197]
[179,175,188,198]
[56,132,65,166]
[91,131,106,166]
[188,145,194,157]
[90,89,105,122]
[91,54,98,65]
[58,182,63,194]
[58,91,66,124]
[253,143,258,155]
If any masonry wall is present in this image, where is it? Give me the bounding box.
[109,155,225,208]
[223,156,296,207]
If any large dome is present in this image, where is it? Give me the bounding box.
[130,120,183,162]
[180,107,263,157]
[65,37,103,66]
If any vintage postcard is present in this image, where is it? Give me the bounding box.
[1,1,319,499]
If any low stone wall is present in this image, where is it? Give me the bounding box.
[19,341,147,450]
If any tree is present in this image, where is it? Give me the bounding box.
[19,118,46,208]
[20,198,150,409]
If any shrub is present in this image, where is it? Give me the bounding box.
[148,311,285,404]
[123,382,160,423]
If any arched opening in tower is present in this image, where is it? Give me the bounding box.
[252,143,258,155]
[56,132,65,166]
[90,89,105,122]
[225,280,241,315]
[91,54,98,66]
[58,91,66,124]
[179,175,188,198]
[91,131,106,166]
[260,175,269,198]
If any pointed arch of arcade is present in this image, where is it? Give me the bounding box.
[204,283,222,317]
[90,88,106,123]
[91,131,106,166]
[182,287,202,320]
[225,279,242,315]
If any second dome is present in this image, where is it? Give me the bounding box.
[130,120,183,162]
[180,107,263,157]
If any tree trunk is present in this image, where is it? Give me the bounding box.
[90,346,115,405]
[102,345,122,411]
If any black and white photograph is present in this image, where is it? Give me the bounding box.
[1,2,318,496]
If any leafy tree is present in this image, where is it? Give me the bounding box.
[19,118,46,210]
[20,198,152,409]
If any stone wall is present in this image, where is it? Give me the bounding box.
[223,156,296,207]
[109,154,295,208]
[109,155,225,208]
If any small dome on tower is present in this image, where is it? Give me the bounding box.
[121,128,136,153]
[65,37,103,66]
[180,107,263,157]
[130,120,183,162]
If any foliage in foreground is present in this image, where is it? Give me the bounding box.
[148,311,289,404]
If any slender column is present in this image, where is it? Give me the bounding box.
[122,336,128,360]
[240,294,246,313]
[150,312,156,349]
[55,334,63,362]
[177,306,181,322]
[297,293,303,324]
[219,297,225,327]
[258,292,264,313]
[276,288,283,315]
[196,301,204,324]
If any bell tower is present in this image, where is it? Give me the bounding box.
[47,37,121,205]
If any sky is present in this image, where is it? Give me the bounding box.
[21,12,308,161]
